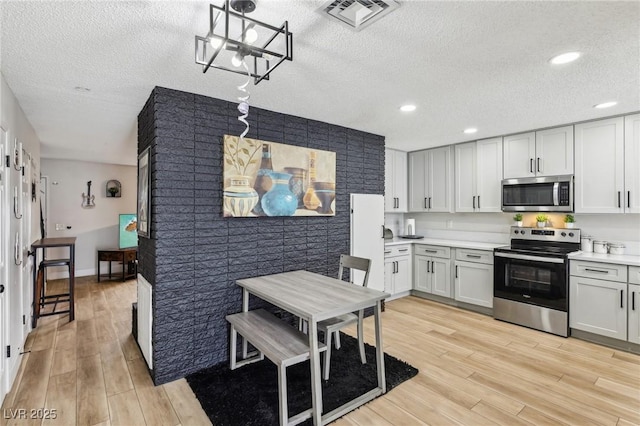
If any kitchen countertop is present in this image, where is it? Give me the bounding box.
[385,237,505,251]
[568,251,640,267]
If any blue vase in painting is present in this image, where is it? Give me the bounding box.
[261,172,298,217]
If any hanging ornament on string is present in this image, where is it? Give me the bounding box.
[236,56,251,140]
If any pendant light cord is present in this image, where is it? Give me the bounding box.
[237,59,251,139]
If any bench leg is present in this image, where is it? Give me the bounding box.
[335,331,341,349]
[229,324,237,370]
[277,365,288,426]
[323,329,332,381]
[357,310,366,364]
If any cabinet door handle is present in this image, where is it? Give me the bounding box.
[427,260,430,273]
[477,195,480,209]
[423,249,437,253]
[628,191,631,208]
[384,250,391,254]
[466,254,482,259]
[428,197,432,209]
[455,265,458,278]
[381,225,385,239]
[530,158,534,173]
[633,291,636,311]
[431,261,435,274]
[620,289,624,309]
[537,157,541,173]
[618,191,621,208]
[398,248,408,252]
[473,196,476,209]
[584,268,609,274]
[424,197,427,209]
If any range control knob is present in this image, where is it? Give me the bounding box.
[569,232,574,237]
[561,232,567,237]
[514,230,519,234]
[520,230,526,234]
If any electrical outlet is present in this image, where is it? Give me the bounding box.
[55,223,64,231]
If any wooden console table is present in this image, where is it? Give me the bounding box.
[97,248,137,282]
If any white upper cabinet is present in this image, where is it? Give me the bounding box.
[575,117,625,213]
[385,148,407,212]
[625,113,640,213]
[455,137,503,212]
[503,132,535,179]
[503,126,573,179]
[408,146,453,212]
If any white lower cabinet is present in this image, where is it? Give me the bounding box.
[413,245,452,298]
[384,245,412,296]
[454,261,493,308]
[570,275,627,340]
[628,283,640,344]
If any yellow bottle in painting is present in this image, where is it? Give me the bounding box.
[303,151,321,210]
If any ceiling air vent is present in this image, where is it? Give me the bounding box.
[320,0,400,31]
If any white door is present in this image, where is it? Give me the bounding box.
[0,129,8,401]
[7,136,24,386]
[628,284,640,344]
[350,194,385,292]
[476,137,503,212]
[413,256,431,293]
[503,132,535,179]
[454,142,476,212]
[394,257,411,293]
[408,151,427,212]
[429,147,452,212]
[454,261,493,308]
[384,149,394,212]
[21,151,32,338]
[570,276,627,340]
[383,259,394,294]
[393,151,407,212]
[535,126,574,176]
[575,117,625,213]
[624,114,640,213]
[432,258,452,298]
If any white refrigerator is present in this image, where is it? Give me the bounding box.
[350,194,385,292]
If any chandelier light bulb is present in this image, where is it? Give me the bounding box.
[244,28,258,44]
[209,36,223,49]
[231,53,244,67]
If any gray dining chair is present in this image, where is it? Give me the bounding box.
[318,254,371,380]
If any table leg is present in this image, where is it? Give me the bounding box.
[97,258,101,282]
[108,260,112,280]
[122,254,126,282]
[242,288,249,359]
[308,318,322,425]
[374,299,386,393]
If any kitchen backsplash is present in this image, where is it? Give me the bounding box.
[385,212,640,255]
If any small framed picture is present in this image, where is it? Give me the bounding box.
[137,147,150,238]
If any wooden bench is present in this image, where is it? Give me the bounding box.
[226,309,326,426]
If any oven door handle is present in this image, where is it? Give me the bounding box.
[494,252,565,264]
[553,182,559,206]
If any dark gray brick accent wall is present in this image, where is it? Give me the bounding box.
[137,86,385,385]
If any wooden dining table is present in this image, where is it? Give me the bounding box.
[236,270,390,425]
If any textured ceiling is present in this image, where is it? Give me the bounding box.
[1,1,638,166]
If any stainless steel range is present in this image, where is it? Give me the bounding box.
[493,226,581,337]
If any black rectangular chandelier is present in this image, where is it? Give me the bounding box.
[195,0,293,84]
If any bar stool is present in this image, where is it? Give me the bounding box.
[33,258,74,327]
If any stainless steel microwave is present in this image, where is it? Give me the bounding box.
[501,175,573,212]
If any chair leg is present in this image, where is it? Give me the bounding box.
[277,365,288,426]
[323,329,332,381]
[358,310,366,364]
[334,331,341,349]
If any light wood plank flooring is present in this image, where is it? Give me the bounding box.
[2,277,639,425]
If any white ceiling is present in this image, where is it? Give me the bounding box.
[1,1,639,166]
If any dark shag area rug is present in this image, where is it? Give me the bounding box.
[186,332,418,426]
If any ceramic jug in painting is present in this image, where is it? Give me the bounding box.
[223,175,259,217]
[253,143,274,216]
[283,167,307,208]
[261,172,298,216]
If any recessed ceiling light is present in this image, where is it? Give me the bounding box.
[549,51,581,65]
[400,104,416,112]
[463,128,478,134]
[74,86,91,92]
[594,101,618,109]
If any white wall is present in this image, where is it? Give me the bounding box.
[41,159,137,277]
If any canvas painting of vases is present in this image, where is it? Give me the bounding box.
[223,135,336,217]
